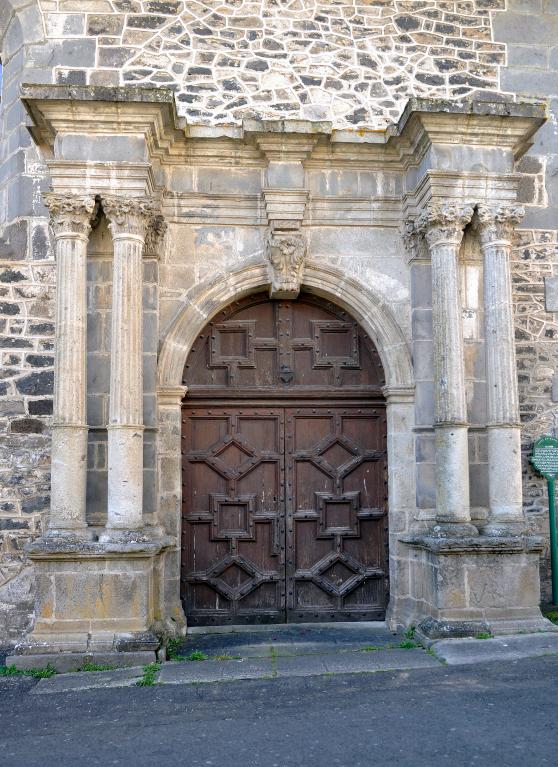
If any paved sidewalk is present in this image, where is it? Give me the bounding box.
[14,622,558,695]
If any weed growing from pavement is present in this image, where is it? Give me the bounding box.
[137,662,161,686]
[543,610,558,625]
[166,637,186,661]
[78,663,115,672]
[475,633,492,640]
[359,645,382,652]
[213,654,241,661]
[397,640,419,649]
[0,664,56,679]
[185,650,209,662]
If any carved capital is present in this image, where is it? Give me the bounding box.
[401,217,428,262]
[102,196,159,241]
[417,201,474,249]
[476,203,524,247]
[44,193,96,239]
[266,231,306,299]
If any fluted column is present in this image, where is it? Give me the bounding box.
[477,203,526,536]
[44,193,95,536]
[102,196,159,534]
[418,201,477,535]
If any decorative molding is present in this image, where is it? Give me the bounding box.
[157,385,188,407]
[144,213,167,258]
[102,196,160,241]
[266,231,307,299]
[43,193,96,239]
[262,189,308,231]
[476,203,524,246]
[416,201,474,248]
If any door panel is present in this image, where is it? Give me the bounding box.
[181,293,388,625]
[286,408,388,622]
[181,408,285,625]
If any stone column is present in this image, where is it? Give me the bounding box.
[418,201,477,535]
[44,193,95,536]
[102,196,158,535]
[477,203,526,536]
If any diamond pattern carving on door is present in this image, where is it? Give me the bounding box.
[286,408,388,622]
[182,409,285,625]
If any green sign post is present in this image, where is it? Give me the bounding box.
[531,435,558,605]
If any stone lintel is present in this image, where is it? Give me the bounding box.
[400,533,543,554]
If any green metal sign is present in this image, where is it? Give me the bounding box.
[531,435,558,605]
[531,436,558,480]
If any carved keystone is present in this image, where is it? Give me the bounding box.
[266,231,307,299]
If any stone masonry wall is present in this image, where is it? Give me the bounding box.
[37,0,506,127]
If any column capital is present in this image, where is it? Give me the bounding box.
[476,203,524,247]
[102,195,161,242]
[417,201,474,248]
[44,193,96,239]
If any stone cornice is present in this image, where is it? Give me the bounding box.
[21,85,546,170]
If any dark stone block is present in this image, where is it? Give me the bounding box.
[15,371,54,395]
[28,398,53,415]
[0,519,29,530]
[0,336,32,348]
[55,69,87,86]
[395,15,421,32]
[0,269,26,283]
[246,59,269,71]
[0,382,8,395]
[10,418,44,434]
[0,221,28,260]
[21,496,50,514]
[28,322,54,335]
[187,66,211,75]
[0,302,20,316]
[25,354,54,368]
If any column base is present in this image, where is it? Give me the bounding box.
[430,522,479,538]
[12,535,175,671]
[43,527,92,542]
[399,533,555,638]
[480,520,526,537]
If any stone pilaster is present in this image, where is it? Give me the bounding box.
[102,196,159,535]
[417,201,477,536]
[44,193,96,537]
[477,203,526,536]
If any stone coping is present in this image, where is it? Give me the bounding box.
[400,533,544,554]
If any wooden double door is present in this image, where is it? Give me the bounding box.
[181,294,388,625]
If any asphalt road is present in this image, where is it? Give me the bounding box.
[1,655,557,767]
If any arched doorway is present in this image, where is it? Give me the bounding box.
[180,292,388,625]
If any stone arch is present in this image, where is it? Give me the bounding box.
[156,258,415,630]
[158,260,413,392]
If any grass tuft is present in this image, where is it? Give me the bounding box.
[0,664,56,679]
[136,662,161,687]
[185,650,209,662]
[78,663,115,673]
[475,632,492,640]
